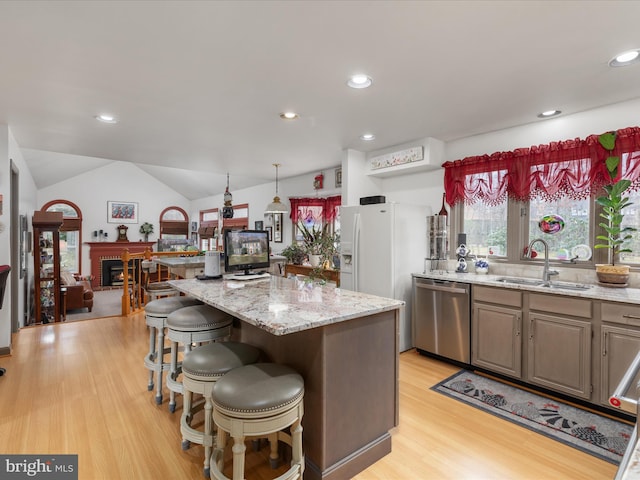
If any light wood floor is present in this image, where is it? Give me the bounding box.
[0,313,620,480]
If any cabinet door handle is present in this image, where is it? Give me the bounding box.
[515,313,521,337]
[529,316,534,341]
[623,314,640,320]
[602,331,607,356]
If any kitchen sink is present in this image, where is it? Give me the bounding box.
[495,277,592,291]
[545,282,593,291]
[495,277,545,286]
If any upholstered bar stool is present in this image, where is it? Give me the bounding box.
[142,259,178,302]
[166,304,234,413]
[144,296,203,405]
[180,342,262,477]
[210,363,305,480]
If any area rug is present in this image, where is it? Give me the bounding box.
[65,288,123,322]
[432,370,634,464]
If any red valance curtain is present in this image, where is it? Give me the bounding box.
[443,126,640,206]
[289,195,342,224]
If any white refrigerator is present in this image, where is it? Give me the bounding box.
[340,203,428,352]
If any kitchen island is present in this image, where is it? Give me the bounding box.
[168,275,403,480]
[156,256,205,279]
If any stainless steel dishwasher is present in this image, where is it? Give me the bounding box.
[412,277,471,364]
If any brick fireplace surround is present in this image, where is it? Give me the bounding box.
[86,242,155,289]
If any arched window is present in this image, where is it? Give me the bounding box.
[42,200,83,274]
[159,206,189,239]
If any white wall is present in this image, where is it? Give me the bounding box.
[37,161,190,276]
[9,128,37,330]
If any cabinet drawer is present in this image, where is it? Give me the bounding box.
[529,293,591,318]
[602,302,640,326]
[473,286,522,308]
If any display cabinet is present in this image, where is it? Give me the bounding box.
[33,210,64,324]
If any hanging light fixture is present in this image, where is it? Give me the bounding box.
[222,172,234,218]
[265,163,288,213]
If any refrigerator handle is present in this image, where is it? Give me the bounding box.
[353,213,360,291]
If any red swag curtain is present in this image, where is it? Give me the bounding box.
[443,127,640,206]
[289,195,342,224]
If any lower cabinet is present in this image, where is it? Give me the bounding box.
[527,312,592,400]
[600,301,640,408]
[470,285,640,409]
[472,303,522,378]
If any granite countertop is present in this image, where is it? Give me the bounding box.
[413,271,640,305]
[155,256,205,267]
[168,275,403,335]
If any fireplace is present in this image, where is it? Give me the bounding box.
[101,259,138,287]
[87,242,154,288]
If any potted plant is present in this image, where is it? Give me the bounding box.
[139,222,154,242]
[281,244,307,265]
[298,222,336,268]
[594,131,637,286]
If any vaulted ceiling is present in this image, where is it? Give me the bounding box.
[1,1,639,199]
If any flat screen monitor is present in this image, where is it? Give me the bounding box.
[224,229,270,275]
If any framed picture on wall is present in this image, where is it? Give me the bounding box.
[266,226,273,241]
[273,213,283,243]
[255,220,264,230]
[107,201,139,224]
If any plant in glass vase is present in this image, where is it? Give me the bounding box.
[594,131,637,286]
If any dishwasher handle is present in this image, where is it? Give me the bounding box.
[610,350,640,413]
[415,282,468,295]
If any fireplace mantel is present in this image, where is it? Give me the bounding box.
[87,241,155,288]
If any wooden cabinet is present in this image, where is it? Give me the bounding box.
[33,211,64,324]
[527,294,592,399]
[472,286,523,378]
[600,302,640,407]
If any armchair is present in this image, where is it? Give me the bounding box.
[60,272,94,312]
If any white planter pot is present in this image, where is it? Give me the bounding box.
[309,254,322,267]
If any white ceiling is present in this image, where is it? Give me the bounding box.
[1,1,640,200]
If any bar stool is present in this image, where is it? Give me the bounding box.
[210,363,305,480]
[166,304,234,413]
[144,296,203,405]
[181,342,262,477]
[142,259,178,302]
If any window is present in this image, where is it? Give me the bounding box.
[198,208,219,251]
[620,189,640,264]
[159,206,189,239]
[289,196,341,243]
[42,200,82,274]
[446,127,640,266]
[463,200,508,257]
[527,196,591,261]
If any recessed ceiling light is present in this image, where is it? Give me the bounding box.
[360,133,376,141]
[537,110,562,118]
[279,112,299,120]
[95,114,117,124]
[609,49,640,67]
[347,74,372,89]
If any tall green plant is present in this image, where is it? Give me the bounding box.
[297,221,336,260]
[594,131,636,265]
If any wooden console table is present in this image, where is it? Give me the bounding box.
[284,264,340,287]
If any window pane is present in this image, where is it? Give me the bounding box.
[619,189,640,264]
[463,201,508,257]
[60,231,79,273]
[528,197,590,261]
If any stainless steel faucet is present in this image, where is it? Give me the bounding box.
[525,238,559,285]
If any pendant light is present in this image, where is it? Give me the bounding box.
[222,173,234,218]
[265,163,288,213]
